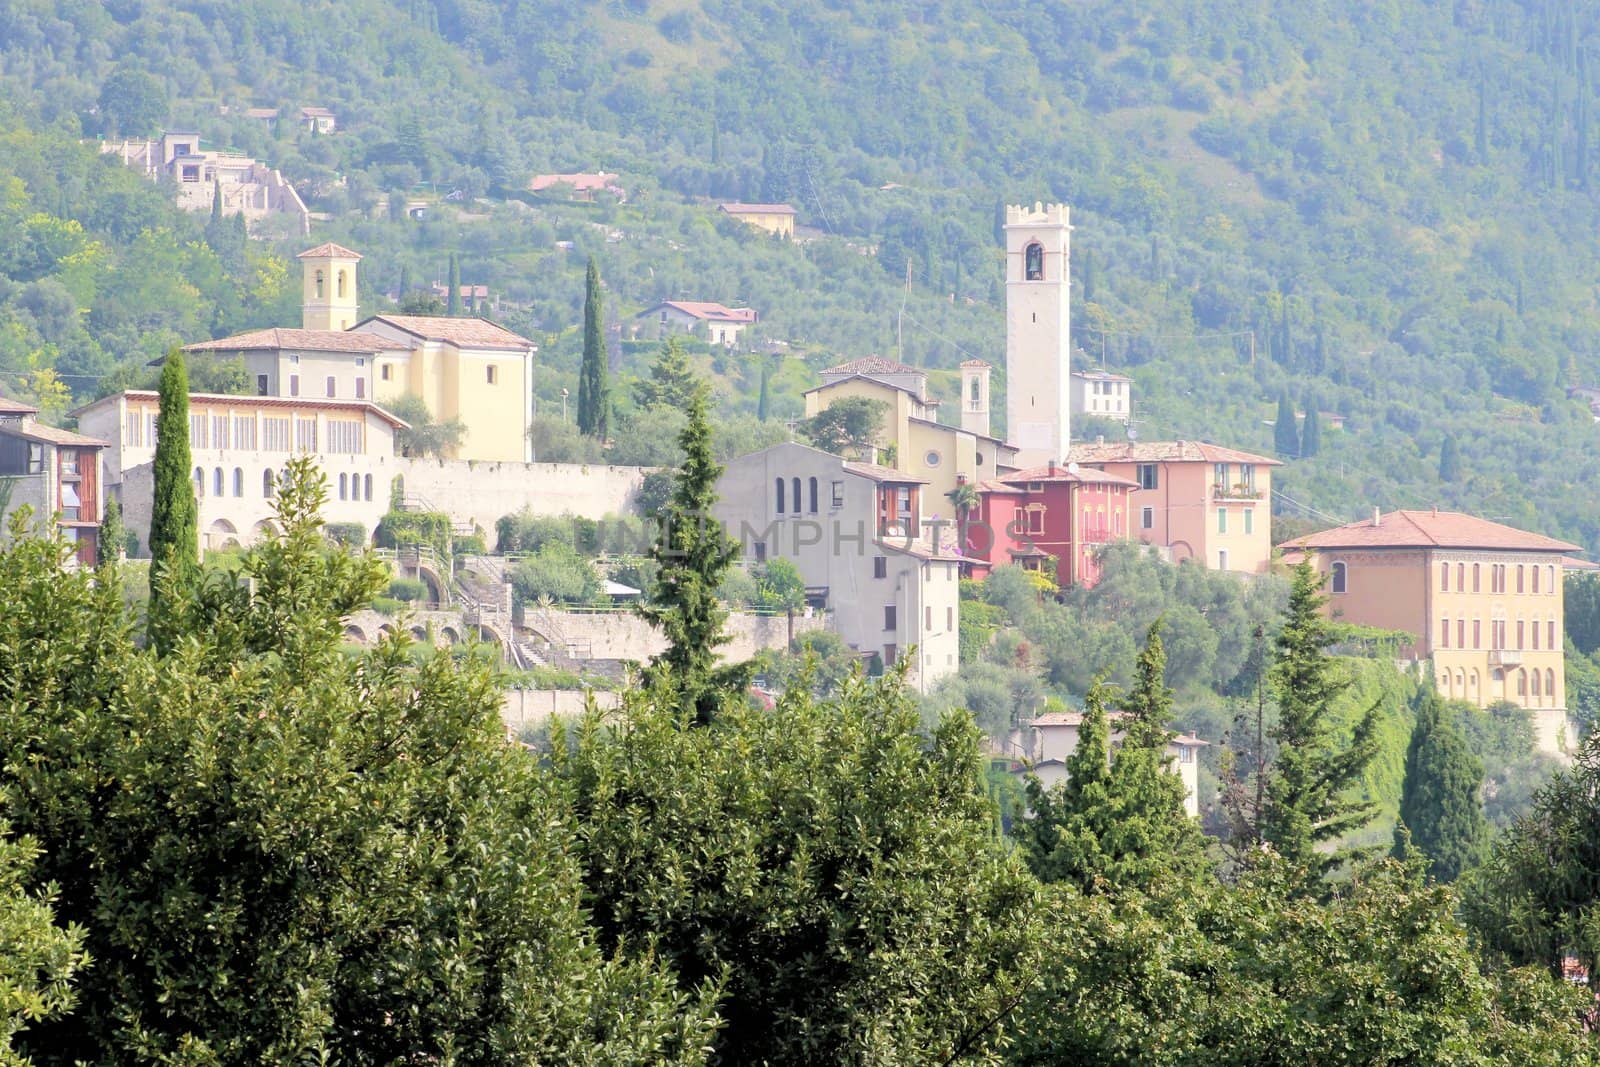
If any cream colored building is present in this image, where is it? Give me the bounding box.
[183,243,537,462]
[635,301,758,348]
[1023,710,1207,817]
[1005,203,1073,468]
[1280,509,1578,754]
[803,356,1017,513]
[718,202,796,237]
[1071,369,1132,424]
[100,131,310,235]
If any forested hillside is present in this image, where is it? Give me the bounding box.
[7,0,1600,544]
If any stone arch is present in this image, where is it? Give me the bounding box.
[439,626,461,646]
[252,519,279,543]
[207,518,241,551]
[409,625,430,643]
[377,623,396,638]
[343,623,367,644]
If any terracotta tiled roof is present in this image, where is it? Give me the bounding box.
[359,315,534,349]
[74,390,410,429]
[960,359,992,368]
[974,478,1026,494]
[1563,556,1600,571]
[648,301,758,323]
[0,397,40,415]
[823,355,923,377]
[1001,463,1139,488]
[842,461,928,484]
[184,328,390,354]
[719,202,796,215]
[530,172,621,192]
[1066,440,1282,467]
[296,242,361,260]
[1279,510,1579,553]
[1029,711,1207,746]
[0,422,106,447]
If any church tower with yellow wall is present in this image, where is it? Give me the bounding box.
[298,243,362,331]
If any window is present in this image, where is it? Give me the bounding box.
[189,413,207,449]
[295,417,317,452]
[213,467,224,497]
[970,378,981,402]
[884,605,897,631]
[289,353,300,366]
[326,376,336,398]
[1533,565,1541,594]
[792,479,802,518]
[1549,620,1557,649]
[1457,562,1465,590]
[1533,620,1541,650]
[1517,619,1525,648]
[1517,565,1525,593]
[1441,618,1450,647]
[1214,462,1228,489]
[124,410,142,446]
[925,606,933,630]
[1440,562,1449,591]
[1137,464,1158,490]
[336,269,347,298]
[1473,619,1481,648]
[356,357,365,368]
[775,478,786,513]
[257,374,270,396]
[753,541,767,562]
[1547,668,1556,701]
[947,606,954,629]
[831,480,845,508]
[338,473,348,500]
[59,483,80,521]
[1548,564,1556,593]
[381,364,393,381]
[1472,563,1480,592]
[263,417,290,452]
[486,365,498,385]
[355,378,365,400]
[1218,549,1229,571]
[1141,506,1154,530]
[1243,509,1253,535]
[808,477,818,514]
[1239,465,1256,493]
[1024,241,1044,280]
[289,374,300,397]
[326,420,363,454]
[1331,561,1348,593]
[233,468,243,497]
[314,270,324,298]
[1518,671,1528,698]
[1217,508,1228,534]
[1028,507,1044,535]
[364,474,373,501]
[874,556,888,579]
[1533,670,1542,699]
[1457,619,1465,648]
[264,469,275,497]
[193,467,204,497]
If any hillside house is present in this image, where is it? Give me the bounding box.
[100,131,310,235]
[636,300,758,347]
[1070,369,1132,424]
[718,202,796,237]
[0,397,107,565]
[529,172,625,202]
[1023,709,1207,817]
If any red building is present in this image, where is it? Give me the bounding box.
[960,462,1138,589]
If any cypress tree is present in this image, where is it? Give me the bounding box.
[1300,406,1322,458]
[446,254,461,316]
[147,348,197,650]
[1261,560,1381,883]
[1274,390,1300,459]
[97,494,125,567]
[577,257,609,440]
[637,383,748,725]
[757,359,771,421]
[1439,435,1462,482]
[1395,692,1487,882]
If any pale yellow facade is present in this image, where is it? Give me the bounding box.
[719,204,796,237]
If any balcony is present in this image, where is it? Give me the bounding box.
[1489,649,1524,668]
[1212,483,1263,502]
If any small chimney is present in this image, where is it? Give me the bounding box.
[1048,460,1058,475]
[1372,506,1382,527]
[1431,505,1439,516]
[1095,434,1105,445]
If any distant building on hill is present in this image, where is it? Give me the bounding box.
[1070,368,1132,424]
[635,300,758,347]
[99,131,310,235]
[298,106,337,134]
[718,202,796,237]
[529,172,625,202]
[1024,709,1207,817]
[964,461,1139,589]
[1279,508,1581,755]
[0,396,106,565]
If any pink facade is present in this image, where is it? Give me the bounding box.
[962,464,1137,589]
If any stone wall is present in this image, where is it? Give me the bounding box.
[501,688,620,733]
[521,608,828,662]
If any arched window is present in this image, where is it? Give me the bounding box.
[1517,670,1528,698]
[264,469,275,498]
[1470,670,1480,694]
[1457,562,1464,590]
[364,474,373,501]
[1517,618,1525,649]
[775,478,786,513]
[233,468,243,497]
[338,473,348,500]
[1533,565,1541,594]
[193,467,204,497]
[970,377,981,402]
[1440,672,1452,697]
[1517,564,1525,593]
[1330,560,1347,593]
[808,477,818,514]
[1440,562,1449,591]
[314,270,324,299]
[1547,668,1556,702]
[213,467,224,497]
[792,478,802,518]
[1532,670,1542,698]
[1548,564,1556,593]
[1472,563,1480,592]
[337,269,347,298]
[1024,241,1044,281]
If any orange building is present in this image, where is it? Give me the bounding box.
[1065,439,1280,574]
[1279,508,1578,754]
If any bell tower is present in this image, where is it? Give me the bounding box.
[1004,202,1072,468]
[297,242,362,331]
[960,359,991,438]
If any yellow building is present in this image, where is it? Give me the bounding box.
[184,243,536,462]
[1280,508,1579,754]
[718,202,796,237]
[803,356,1017,513]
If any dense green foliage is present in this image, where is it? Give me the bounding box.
[800,396,887,457]
[0,823,84,1062]
[384,392,466,458]
[1396,691,1488,883]
[146,348,195,648]
[578,256,609,439]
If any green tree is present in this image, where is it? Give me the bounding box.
[633,336,700,410]
[147,348,196,650]
[96,64,167,137]
[757,358,771,420]
[385,392,466,458]
[1274,389,1299,459]
[1439,434,1463,482]
[1262,561,1381,881]
[1395,691,1487,882]
[577,256,610,439]
[446,252,461,316]
[553,671,1044,1065]
[754,556,806,612]
[96,493,125,568]
[0,825,85,1061]
[799,396,887,458]
[637,384,748,724]
[0,459,713,1063]
[1299,405,1322,457]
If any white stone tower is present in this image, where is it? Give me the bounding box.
[1004,202,1072,467]
[298,242,362,331]
[960,359,991,438]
